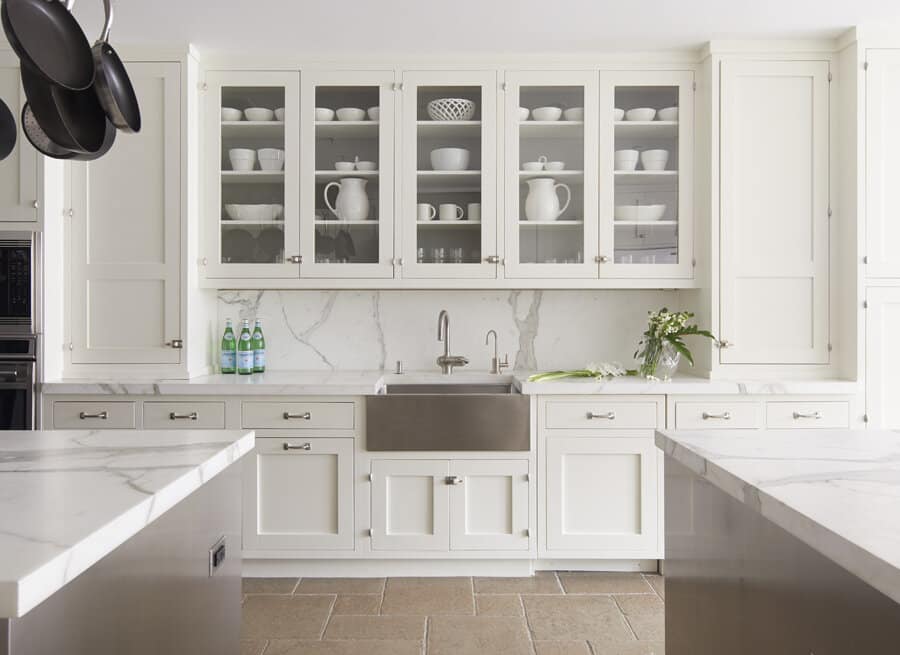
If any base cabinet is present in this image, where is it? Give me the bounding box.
[866,287,900,429]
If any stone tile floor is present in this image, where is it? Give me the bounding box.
[241,571,665,655]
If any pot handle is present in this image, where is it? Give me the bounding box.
[323,181,341,218]
[554,182,571,218]
[99,0,113,43]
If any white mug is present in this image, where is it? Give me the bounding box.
[439,203,465,221]
[467,203,481,222]
[417,203,436,221]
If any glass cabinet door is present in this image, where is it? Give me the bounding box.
[599,70,693,279]
[300,71,395,278]
[504,71,599,278]
[204,71,300,279]
[400,71,498,279]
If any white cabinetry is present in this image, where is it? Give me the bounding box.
[449,460,529,551]
[371,459,449,550]
[0,61,38,222]
[719,60,831,364]
[866,287,900,429]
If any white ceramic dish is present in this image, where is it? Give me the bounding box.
[315,107,335,122]
[427,98,476,121]
[224,204,284,221]
[545,161,566,171]
[614,204,667,222]
[430,147,470,171]
[563,107,584,121]
[640,149,669,171]
[355,160,377,171]
[614,108,625,121]
[522,161,544,172]
[518,107,530,121]
[657,106,678,121]
[257,148,285,171]
[244,107,275,122]
[625,107,656,122]
[336,107,366,121]
[531,106,562,121]
[614,149,639,171]
[367,106,380,121]
[221,107,242,122]
[334,161,355,171]
[274,107,285,122]
[228,148,256,171]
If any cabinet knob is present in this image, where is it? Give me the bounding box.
[445,476,464,485]
[717,340,733,349]
[596,255,610,263]
[283,442,311,451]
[289,255,302,264]
[31,200,39,209]
[485,255,501,264]
[166,339,184,349]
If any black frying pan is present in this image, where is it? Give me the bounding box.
[22,103,115,160]
[0,98,16,161]
[92,0,140,133]
[2,0,94,91]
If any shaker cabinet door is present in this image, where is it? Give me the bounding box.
[449,460,530,551]
[370,459,450,551]
[866,287,900,429]
[0,64,38,222]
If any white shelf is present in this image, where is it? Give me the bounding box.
[221,220,284,227]
[614,121,678,139]
[518,220,584,226]
[315,121,379,138]
[416,221,482,228]
[221,121,285,138]
[614,170,678,184]
[315,170,379,180]
[416,120,481,137]
[221,171,285,184]
[519,121,584,138]
[614,220,678,226]
[518,170,584,180]
[314,220,379,226]
[417,170,481,192]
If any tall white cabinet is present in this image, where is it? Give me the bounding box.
[0,60,39,223]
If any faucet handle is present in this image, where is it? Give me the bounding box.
[498,354,510,371]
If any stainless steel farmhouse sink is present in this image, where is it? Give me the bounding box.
[365,382,530,451]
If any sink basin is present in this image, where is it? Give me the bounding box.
[366,382,529,451]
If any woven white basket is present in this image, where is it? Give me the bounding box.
[427,98,476,121]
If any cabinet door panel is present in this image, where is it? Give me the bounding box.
[449,460,529,551]
[866,287,900,429]
[720,60,830,364]
[243,437,354,550]
[0,65,37,221]
[371,459,449,550]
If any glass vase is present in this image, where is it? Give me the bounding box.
[640,340,681,381]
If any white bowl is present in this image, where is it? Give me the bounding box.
[657,106,678,122]
[224,204,284,221]
[531,106,562,121]
[228,148,256,171]
[613,108,625,121]
[367,106,380,121]
[315,107,335,122]
[613,205,639,221]
[336,107,366,121]
[427,98,476,121]
[614,149,639,171]
[244,107,275,122]
[522,161,544,172]
[625,107,656,122]
[615,204,667,222]
[518,107,530,121]
[334,161,355,171]
[355,160,377,171]
[640,149,669,171]
[544,161,566,171]
[563,107,584,121]
[221,107,242,122]
[430,147,470,171]
[257,148,285,171]
[274,107,285,122]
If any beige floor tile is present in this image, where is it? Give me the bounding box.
[524,595,633,642]
[242,595,334,640]
[643,574,665,599]
[475,594,524,616]
[533,640,592,654]
[473,571,563,594]
[332,594,382,615]
[240,639,267,655]
[615,594,665,616]
[627,614,665,641]
[427,616,532,655]
[264,639,423,655]
[381,577,474,615]
[590,641,665,655]
[558,572,653,594]
[295,578,386,594]
[323,615,426,641]
[242,577,298,594]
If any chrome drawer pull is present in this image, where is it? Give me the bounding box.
[587,411,616,420]
[79,411,108,420]
[283,442,311,451]
[702,411,732,420]
[283,412,312,420]
[793,411,822,420]
[446,476,464,485]
[169,412,198,420]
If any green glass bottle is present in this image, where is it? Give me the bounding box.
[237,319,254,375]
[251,319,266,373]
[220,319,236,374]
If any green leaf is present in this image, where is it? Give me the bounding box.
[667,339,694,366]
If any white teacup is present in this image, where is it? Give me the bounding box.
[544,161,566,171]
[417,203,436,221]
[334,161,355,171]
[467,203,481,222]
[522,161,544,171]
[438,203,465,221]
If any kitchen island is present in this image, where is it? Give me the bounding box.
[0,429,254,655]
[656,428,900,654]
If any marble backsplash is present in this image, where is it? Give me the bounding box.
[217,290,678,372]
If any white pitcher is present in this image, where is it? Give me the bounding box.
[524,177,571,222]
[324,177,369,221]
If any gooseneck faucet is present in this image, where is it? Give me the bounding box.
[436,310,469,374]
[485,329,510,374]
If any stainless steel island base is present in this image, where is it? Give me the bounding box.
[665,456,900,655]
[0,465,242,655]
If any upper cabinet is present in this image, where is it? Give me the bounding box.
[0,64,38,222]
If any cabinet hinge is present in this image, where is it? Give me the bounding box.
[524,473,530,482]
[692,81,697,91]
[827,71,833,83]
[827,207,832,219]
[863,414,869,423]
[368,473,374,482]
[367,528,374,537]
[66,342,73,351]
[864,61,869,71]
[863,300,869,309]
[523,528,530,537]
[691,257,697,268]
[863,255,869,265]
[501,82,507,91]
[827,342,833,352]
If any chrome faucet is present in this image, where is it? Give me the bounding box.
[436,309,469,375]
[485,329,510,374]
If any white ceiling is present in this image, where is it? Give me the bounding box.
[71,0,900,55]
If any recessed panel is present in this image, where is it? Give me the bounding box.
[387,475,434,535]
[465,475,513,535]
[258,453,338,535]
[734,277,815,352]
[563,453,641,535]
[87,279,165,348]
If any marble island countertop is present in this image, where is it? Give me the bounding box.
[656,429,900,605]
[0,429,254,618]
[41,370,858,396]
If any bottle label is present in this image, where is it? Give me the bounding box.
[220,351,236,370]
[254,350,266,369]
[238,350,254,371]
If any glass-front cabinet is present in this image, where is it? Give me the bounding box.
[504,71,599,278]
[300,70,395,278]
[204,71,300,278]
[399,71,499,279]
[599,70,693,279]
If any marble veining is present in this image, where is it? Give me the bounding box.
[0,429,254,618]
[656,429,900,605]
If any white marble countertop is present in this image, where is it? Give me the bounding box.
[656,428,900,605]
[0,429,255,619]
[41,370,858,396]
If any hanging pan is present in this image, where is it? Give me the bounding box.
[1,0,94,91]
[0,98,17,161]
[92,0,140,132]
[22,102,115,160]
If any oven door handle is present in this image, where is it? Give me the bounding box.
[0,369,22,383]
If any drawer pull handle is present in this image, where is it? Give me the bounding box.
[169,412,198,420]
[587,411,616,420]
[283,442,311,451]
[793,411,822,420]
[79,411,108,420]
[283,412,312,420]
[702,411,732,420]
[446,476,464,485]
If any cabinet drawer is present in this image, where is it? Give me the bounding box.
[242,402,355,430]
[766,401,850,429]
[674,401,762,430]
[544,400,658,430]
[52,401,136,429]
[143,402,226,429]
